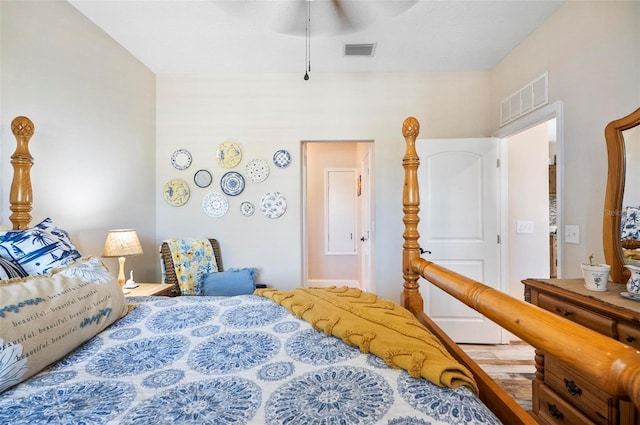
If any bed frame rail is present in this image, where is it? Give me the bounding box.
[400,116,640,422]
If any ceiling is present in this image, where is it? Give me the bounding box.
[68,0,564,75]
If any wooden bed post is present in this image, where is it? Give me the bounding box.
[401,116,424,312]
[9,116,34,230]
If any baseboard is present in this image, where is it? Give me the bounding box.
[307,279,359,288]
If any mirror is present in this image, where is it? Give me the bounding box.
[603,107,640,283]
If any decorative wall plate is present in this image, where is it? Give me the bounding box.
[202,192,229,218]
[245,158,270,183]
[216,141,242,168]
[220,171,245,196]
[620,291,640,302]
[171,149,192,170]
[240,201,255,217]
[194,169,212,188]
[273,149,291,168]
[163,179,190,207]
[260,192,287,218]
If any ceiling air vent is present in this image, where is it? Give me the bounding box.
[344,43,376,57]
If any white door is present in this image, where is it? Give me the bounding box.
[325,168,356,254]
[359,150,372,292]
[416,138,502,343]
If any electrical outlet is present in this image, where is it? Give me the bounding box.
[565,225,580,244]
[516,220,534,234]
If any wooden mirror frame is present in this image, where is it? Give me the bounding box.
[604,106,640,284]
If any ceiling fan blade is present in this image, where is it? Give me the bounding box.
[330,0,355,32]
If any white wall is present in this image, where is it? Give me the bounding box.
[490,1,640,280]
[156,73,493,301]
[0,1,157,279]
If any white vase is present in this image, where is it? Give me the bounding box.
[623,264,640,294]
[581,263,610,291]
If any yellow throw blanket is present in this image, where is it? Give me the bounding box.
[255,286,478,394]
[161,238,217,295]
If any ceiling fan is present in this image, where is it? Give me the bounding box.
[273,0,357,36]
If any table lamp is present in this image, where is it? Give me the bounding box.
[102,229,143,287]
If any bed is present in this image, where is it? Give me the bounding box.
[1,115,640,425]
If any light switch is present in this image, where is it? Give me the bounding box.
[565,225,580,244]
[516,220,534,234]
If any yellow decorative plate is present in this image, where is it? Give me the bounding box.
[216,141,242,168]
[163,179,190,207]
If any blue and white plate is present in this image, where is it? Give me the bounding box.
[245,158,269,183]
[240,201,255,217]
[273,150,291,168]
[220,171,245,196]
[620,291,640,302]
[171,149,192,170]
[261,192,287,219]
[202,192,229,218]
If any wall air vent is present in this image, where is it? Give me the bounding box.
[344,43,376,57]
[500,72,549,127]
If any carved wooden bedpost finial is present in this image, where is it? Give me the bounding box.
[10,116,35,230]
[401,117,424,312]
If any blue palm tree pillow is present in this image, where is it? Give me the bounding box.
[0,218,82,275]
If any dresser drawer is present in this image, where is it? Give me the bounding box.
[545,356,612,424]
[538,383,596,425]
[617,321,640,350]
[538,293,615,337]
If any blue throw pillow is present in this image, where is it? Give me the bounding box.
[202,268,256,296]
[0,218,82,275]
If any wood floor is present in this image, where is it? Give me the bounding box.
[460,341,536,412]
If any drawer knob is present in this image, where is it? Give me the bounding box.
[626,335,636,343]
[547,402,564,420]
[555,307,572,317]
[564,378,583,396]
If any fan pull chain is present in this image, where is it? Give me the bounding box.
[304,0,310,80]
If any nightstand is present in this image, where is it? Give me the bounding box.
[124,283,174,297]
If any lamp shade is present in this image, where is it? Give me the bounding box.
[102,229,143,257]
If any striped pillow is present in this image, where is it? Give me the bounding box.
[0,257,27,281]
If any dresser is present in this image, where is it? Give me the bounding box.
[523,278,640,425]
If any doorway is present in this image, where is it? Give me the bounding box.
[495,101,564,305]
[301,141,375,292]
[416,101,563,344]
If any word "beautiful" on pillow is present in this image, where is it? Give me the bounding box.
[0,257,128,393]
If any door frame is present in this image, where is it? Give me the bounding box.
[359,147,374,293]
[493,101,565,323]
[301,140,375,289]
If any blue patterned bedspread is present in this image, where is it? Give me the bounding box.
[0,295,501,424]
